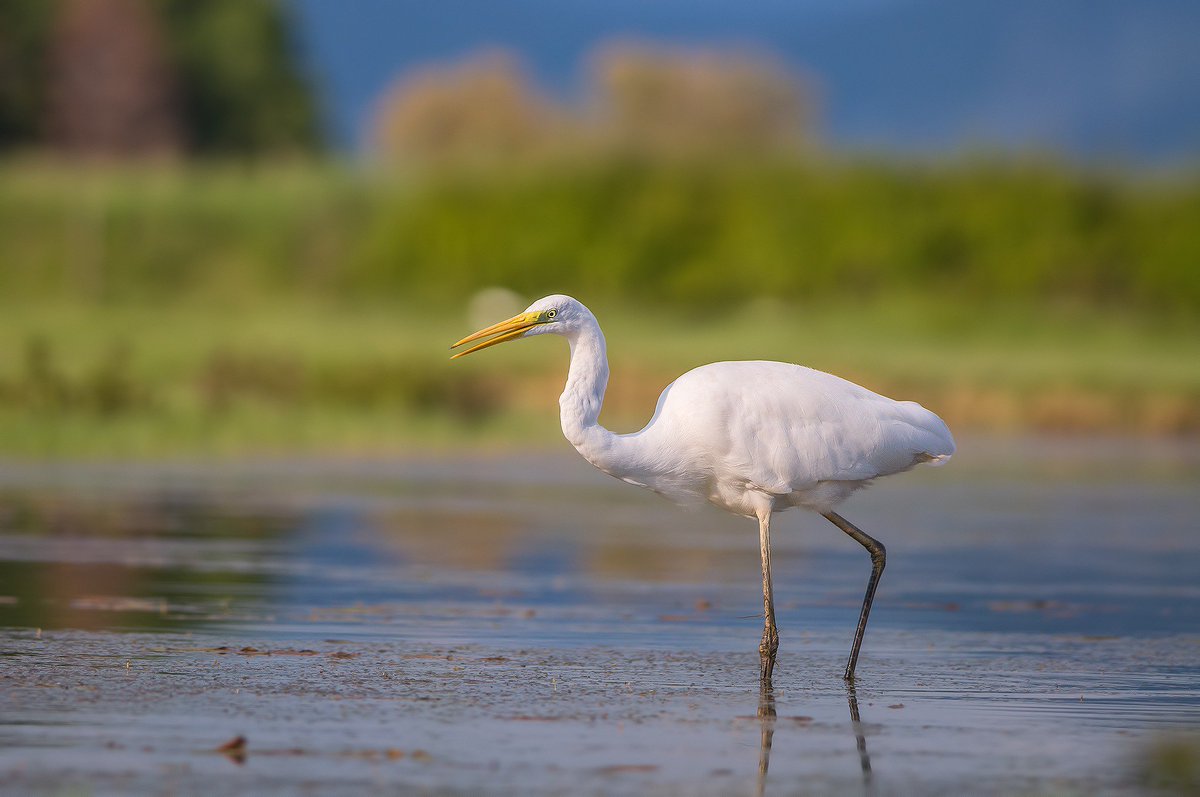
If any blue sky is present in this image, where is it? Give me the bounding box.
[290,0,1200,163]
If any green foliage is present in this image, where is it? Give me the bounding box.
[157,0,322,154]
[4,158,1195,311]
[1137,736,1200,795]
[364,158,1200,310]
[0,295,1195,457]
[0,1,56,147]
[0,157,1198,454]
[0,336,148,415]
[0,163,364,299]
[0,0,321,155]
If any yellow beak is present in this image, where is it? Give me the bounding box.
[450,311,542,359]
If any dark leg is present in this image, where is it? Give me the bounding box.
[822,511,886,681]
[845,682,873,780]
[757,512,779,684]
[756,680,776,797]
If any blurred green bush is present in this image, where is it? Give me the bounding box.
[1,158,1197,313]
[0,0,320,157]
[1,15,1196,454]
[359,158,1200,311]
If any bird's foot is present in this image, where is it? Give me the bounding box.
[759,626,779,657]
[759,652,775,684]
[759,626,780,682]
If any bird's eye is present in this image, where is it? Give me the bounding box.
[547,309,557,319]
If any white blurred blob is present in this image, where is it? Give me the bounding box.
[467,286,524,329]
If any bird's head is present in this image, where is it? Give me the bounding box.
[450,294,590,359]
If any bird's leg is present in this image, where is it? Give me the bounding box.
[822,511,886,681]
[845,682,873,780]
[757,512,779,684]
[756,679,777,797]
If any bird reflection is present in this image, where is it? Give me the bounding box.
[756,681,776,797]
[755,676,873,796]
[846,683,873,785]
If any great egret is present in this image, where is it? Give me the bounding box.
[451,295,954,682]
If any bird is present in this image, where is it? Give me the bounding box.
[451,294,954,683]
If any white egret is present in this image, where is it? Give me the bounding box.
[451,295,954,682]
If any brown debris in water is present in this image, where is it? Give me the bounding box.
[195,646,321,656]
[216,734,247,765]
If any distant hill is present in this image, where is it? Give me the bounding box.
[291,0,1200,164]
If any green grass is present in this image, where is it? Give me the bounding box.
[2,157,1198,456]
[0,297,1195,458]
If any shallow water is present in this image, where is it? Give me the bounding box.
[1,439,1198,795]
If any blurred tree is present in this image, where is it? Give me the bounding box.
[0,1,56,149]
[369,51,561,165]
[366,42,817,168]
[0,0,321,157]
[157,0,322,155]
[45,0,184,158]
[589,43,816,158]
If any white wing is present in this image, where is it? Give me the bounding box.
[636,361,954,502]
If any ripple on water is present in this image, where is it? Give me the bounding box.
[0,447,1198,795]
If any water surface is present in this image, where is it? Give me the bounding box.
[1,439,1198,795]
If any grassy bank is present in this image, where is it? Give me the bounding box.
[1,159,1197,456]
[0,298,1195,458]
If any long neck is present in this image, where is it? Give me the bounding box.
[559,321,618,464]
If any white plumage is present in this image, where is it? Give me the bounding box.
[452,294,954,683]
[595,359,952,515]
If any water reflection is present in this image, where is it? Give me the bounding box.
[846,684,873,786]
[5,448,1198,643]
[0,448,1198,795]
[756,682,775,797]
[755,676,872,795]
[0,490,295,631]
